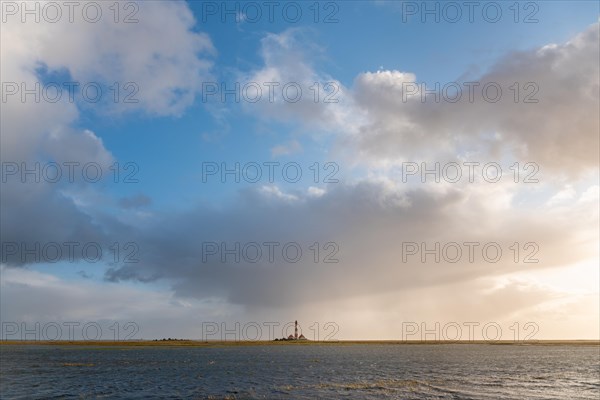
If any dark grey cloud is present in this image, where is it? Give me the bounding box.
[102,181,596,310]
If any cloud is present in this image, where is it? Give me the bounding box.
[2,1,214,117]
[0,266,238,340]
[241,23,599,175]
[236,29,366,136]
[1,0,215,160]
[3,236,597,340]
[101,180,597,321]
[0,0,214,266]
[351,22,599,174]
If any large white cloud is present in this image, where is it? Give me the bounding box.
[1,0,214,118]
[235,29,366,137]
[352,22,599,174]
[240,23,599,175]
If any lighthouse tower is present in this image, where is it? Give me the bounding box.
[294,320,298,340]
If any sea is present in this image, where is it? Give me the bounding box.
[1,344,599,399]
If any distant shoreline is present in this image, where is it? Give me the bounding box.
[1,340,598,347]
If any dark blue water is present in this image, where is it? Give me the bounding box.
[1,344,598,399]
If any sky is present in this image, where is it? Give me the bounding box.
[0,0,599,341]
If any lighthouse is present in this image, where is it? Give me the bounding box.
[294,320,298,340]
[274,320,309,341]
